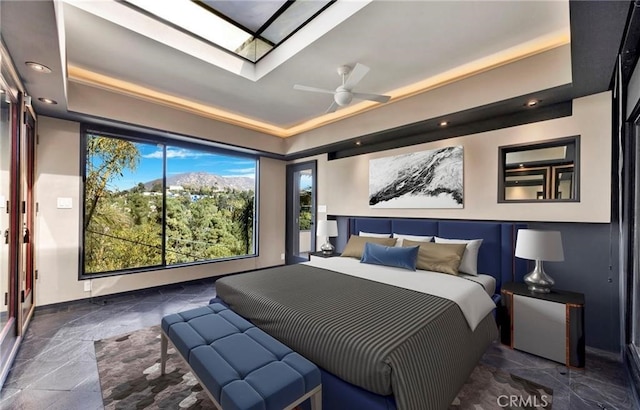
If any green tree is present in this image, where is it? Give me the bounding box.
[85,135,140,230]
[233,191,254,254]
[84,134,257,273]
[299,188,312,230]
[84,135,144,272]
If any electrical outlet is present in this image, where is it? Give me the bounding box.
[84,280,91,292]
[280,253,285,260]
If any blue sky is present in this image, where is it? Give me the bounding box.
[109,143,257,191]
[300,173,312,190]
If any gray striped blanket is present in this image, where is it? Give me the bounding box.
[216,264,498,410]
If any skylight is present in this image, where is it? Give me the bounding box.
[123,0,333,63]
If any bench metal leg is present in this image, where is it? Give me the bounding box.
[160,331,168,375]
[311,387,322,410]
[283,385,322,410]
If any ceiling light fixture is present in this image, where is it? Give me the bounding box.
[26,61,52,74]
[355,141,362,146]
[439,121,448,127]
[38,97,58,105]
[526,99,539,107]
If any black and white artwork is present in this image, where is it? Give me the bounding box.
[369,146,463,208]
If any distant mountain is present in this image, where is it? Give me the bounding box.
[144,172,254,192]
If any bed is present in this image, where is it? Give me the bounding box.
[215,218,526,410]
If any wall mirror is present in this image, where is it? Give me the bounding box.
[498,136,579,202]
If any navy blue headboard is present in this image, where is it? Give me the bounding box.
[349,217,526,294]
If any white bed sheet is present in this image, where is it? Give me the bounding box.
[461,273,496,297]
[304,257,496,331]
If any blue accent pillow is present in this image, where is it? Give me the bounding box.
[360,242,419,271]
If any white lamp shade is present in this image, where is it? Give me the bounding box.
[515,229,564,262]
[316,220,338,237]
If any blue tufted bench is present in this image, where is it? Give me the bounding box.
[161,303,322,410]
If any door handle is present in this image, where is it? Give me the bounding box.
[23,227,29,244]
[3,229,8,244]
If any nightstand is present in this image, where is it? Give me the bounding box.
[308,251,339,261]
[500,282,585,368]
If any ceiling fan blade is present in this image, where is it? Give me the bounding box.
[325,101,339,113]
[294,84,335,94]
[352,92,391,103]
[343,63,370,90]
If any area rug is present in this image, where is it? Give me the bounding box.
[95,326,553,409]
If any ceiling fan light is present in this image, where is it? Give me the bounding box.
[334,90,353,106]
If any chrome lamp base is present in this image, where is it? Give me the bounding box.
[320,239,335,255]
[523,259,555,293]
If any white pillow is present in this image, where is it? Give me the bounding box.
[359,231,391,238]
[392,233,433,247]
[434,237,483,276]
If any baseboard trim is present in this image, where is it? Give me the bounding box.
[34,263,285,313]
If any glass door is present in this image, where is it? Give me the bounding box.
[285,161,316,264]
[18,107,34,329]
[0,81,18,385]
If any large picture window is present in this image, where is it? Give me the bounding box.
[82,128,257,276]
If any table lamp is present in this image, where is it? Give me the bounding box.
[317,220,338,255]
[515,229,564,293]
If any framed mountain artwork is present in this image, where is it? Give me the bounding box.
[368,146,463,208]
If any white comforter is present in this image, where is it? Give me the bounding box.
[304,257,496,331]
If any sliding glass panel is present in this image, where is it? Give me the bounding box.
[82,129,258,275]
[165,147,256,265]
[19,110,35,327]
[0,89,11,331]
[0,84,19,386]
[84,135,163,273]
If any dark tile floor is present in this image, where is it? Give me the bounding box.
[0,278,635,410]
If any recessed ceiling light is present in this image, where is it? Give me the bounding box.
[526,99,539,107]
[355,141,362,146]
[26,62,52,74]
[38,97,57,105]
[439,121,448,127]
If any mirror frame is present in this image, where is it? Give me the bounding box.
[498,135,580,203]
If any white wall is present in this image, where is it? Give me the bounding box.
[310,92,611,223]
[35,116,285,306]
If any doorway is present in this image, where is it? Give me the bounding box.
[285,161,316,264]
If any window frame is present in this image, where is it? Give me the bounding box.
[498,135,580,203]
[79,124,259,280]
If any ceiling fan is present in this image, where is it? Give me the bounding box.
[294,63,391,113]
